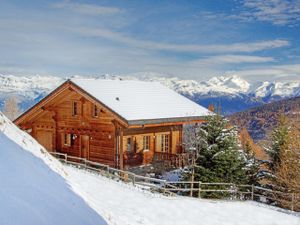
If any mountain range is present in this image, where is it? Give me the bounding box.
[229,95,300,143]
[1,73,300,115]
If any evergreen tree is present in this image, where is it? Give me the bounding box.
[243,142,260,185]
[185,114,253,186]
[266,115,289,172]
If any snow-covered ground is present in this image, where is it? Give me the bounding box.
[0,112,107,225]
[65,166,300,225]
[0,111,299,225]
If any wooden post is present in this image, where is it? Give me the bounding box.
[179,125,183,153]
[132,174,135,186]
[251,185,254,201]
[190,155,195,197]
[83,158,87,168]
[169,129,173,154]
[119,129,124,170]
[198,181,201,198]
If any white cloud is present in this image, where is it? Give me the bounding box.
[74,27,289,53]
[0,3,295,80]
[232,64,300,79]
[52,0,121,16]
[192,54,275,65]
[236,0,300,26]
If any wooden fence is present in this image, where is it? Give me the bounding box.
[49,152,299,212]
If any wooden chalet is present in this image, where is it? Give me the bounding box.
[14,79,211,169]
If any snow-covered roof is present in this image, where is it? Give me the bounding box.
[71,78,211,124]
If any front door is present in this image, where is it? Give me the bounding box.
[80,135,90,159]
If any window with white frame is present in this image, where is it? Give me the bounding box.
[161,134,169,152]
[143,135,150,150]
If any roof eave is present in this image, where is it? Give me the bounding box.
[127,116,208,127]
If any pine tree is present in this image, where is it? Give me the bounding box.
[243,142,260,185]
[266,115,289,172]
[239,128,261,185]
[184,114,252,186]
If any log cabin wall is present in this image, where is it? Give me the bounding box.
[16,83,187,169]
[25,90,117,167]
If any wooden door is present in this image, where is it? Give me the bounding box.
[80,135,90,159]
[36,130,53,151]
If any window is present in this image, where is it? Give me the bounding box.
[127,137,132,151]
[64,133,72,146]
[161,134,169,152]
[92,104,98,117]
[72,101,78,116]
[143,136,150,150]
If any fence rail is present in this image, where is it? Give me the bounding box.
[49,152,299,212]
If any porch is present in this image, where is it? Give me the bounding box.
[124,151,193,171]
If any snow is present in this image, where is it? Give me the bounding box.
[71,78,211,122]
[1,73,300,113]
[65,166,300,225]
[0,112,107,225]
[161,169,183,181]
[0,111,299,225]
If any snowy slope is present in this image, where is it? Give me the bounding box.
[0,111,299,225]
[66,166,300,225]
[0,112,107,225]
[1,74,300,115]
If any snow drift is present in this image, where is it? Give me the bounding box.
[0,112,107,225]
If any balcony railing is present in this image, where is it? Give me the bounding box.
[153,152,193,168]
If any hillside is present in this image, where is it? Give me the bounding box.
[1,74,300,115]
[229,96,300,143]
[0,111,300,225]
[66,165,300,225]
[0,112,107,225]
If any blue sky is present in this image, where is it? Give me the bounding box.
[0,0,299,80]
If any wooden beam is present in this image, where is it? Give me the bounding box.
[123,125,181,136]
[128,119,205,129]
[119,128,124,170]
[14,81,71,125]
[169,129,173,154]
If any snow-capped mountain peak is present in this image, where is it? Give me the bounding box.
[206,75,250,94]
[0,73,300,115]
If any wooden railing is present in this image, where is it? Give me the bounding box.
[164,181,300,211]
[49,152,300,212]
[153,152,193,168]
[50,152,175,196]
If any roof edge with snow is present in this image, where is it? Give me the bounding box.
[15,78,211,127]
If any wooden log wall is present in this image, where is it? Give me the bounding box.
[17,85,185,169]
[27,90,117,167]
